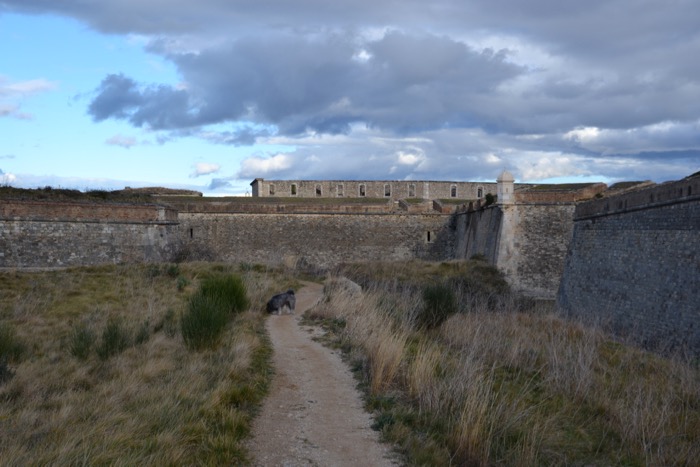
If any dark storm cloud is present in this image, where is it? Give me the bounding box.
[88,73,195,129]
[88,32,523,137]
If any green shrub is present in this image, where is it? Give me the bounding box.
[166,264,180,278]
[176,275,189,291]
[68,323,95,360]
[134,320,150,345]
[0,322,25,363]
[0,358,14,384]
[181,293,229,350]
[163,309,178,337]
[97,318,131,360]
[199,274,249,315]
[418,282,458,329]
[181,274,249,350]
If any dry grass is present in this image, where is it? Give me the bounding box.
[307,262,700,466]
[0,263,288,465]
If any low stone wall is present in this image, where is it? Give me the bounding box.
[1,200,177,222]
[558,178,700,355]
[515,183,606,203]
[164,199,394,214]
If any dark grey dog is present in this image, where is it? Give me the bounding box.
[266,289,296,315]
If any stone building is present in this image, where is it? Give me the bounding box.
[250,178,497,202]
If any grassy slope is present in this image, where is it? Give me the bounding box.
[308,260,700,466]
[0,263,291,465]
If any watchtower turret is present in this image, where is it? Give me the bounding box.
[497,170,515,205]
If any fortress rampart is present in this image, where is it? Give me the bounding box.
[178,211,452,268]
[0,200,178,268]
[557,176,700,354]
[454,203,579,299]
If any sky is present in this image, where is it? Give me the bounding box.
[1,1,699,196]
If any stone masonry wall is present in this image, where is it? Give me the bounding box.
[498,204,576,298]
[558,179,700,354]
[0,201,179,267]
[454,206,502,264]
[455,203,576,298]
[1,221,178,268]
[178,212,453,268]
[1,200,177,222]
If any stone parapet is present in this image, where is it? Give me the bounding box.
[0,200,177,223]
[575,177,699,220]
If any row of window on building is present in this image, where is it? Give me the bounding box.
[269,183,484,199]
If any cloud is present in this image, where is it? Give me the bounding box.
[0,77,56,120]
[86,31,523,137]
[105,134,138,148]
[3,0,699,183]
[237,153,293,178]
[0,77,55,96]
[207,177,234,190]
[190,162,221,178]
[0,169,18,185]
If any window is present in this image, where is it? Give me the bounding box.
[291,184,297,196]
[477,187,483,198]
[269,184,275,195]
[359,184,366,197]
[337,184,344,197]
[384,184,391,197]
[315,184,322,196]
[450,185,457,198]
[189,228,194,239]
[408,184,416,198]
[426,231,435,243]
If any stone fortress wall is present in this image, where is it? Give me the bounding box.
[557,175,700,354]
[178,212,452,268]
[1,173,698,354]
[0,200,178,268]
[453,175,603,299]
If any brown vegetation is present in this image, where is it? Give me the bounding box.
[0,263,290,465]
[308,260,700,465]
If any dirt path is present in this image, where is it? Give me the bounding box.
[247,282,398,466]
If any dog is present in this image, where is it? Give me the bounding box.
[266,289,296,315]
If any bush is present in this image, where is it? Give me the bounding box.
[418,282,458,329]
[199,274,249,315]
[134,320,150,345]
[166,264,180,278]
[0,358,14,384]
[68,323,95,360]
[181,274,250,350]
[181,293,230,350]
[0,322,25,363]
[96,318,131,360]
[176,276,189,291]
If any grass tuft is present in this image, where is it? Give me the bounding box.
[68,323,95,360]
[96,317,131,360]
